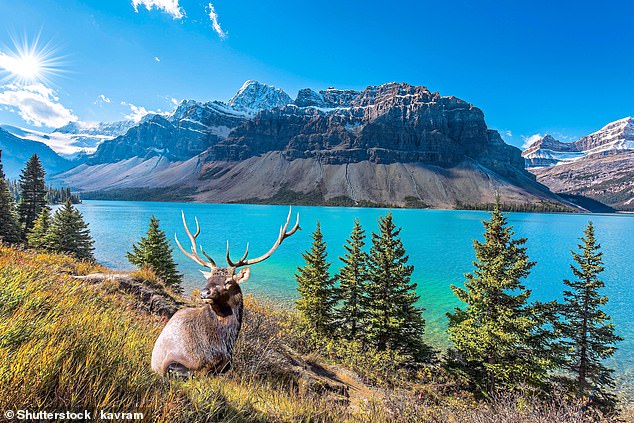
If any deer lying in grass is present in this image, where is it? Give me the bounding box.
[151,208,300,377]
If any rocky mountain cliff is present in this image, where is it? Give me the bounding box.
[211,83,525,176]
[53,81,566,210]
[523,117,634,210]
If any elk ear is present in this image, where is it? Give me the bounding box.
[200,270,213,280]
[234,267,250,284]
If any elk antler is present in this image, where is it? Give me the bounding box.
[175,211,217,269]
[227,207,300,268]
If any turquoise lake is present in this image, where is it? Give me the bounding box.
[72,200,634,393]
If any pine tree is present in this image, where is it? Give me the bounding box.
[0,150,21,244]
[364,212,429,363]
[27,206,52,250]
[127,215,183,292]
[336,219,369,340]
[295,222,337,335]
[18,154,47,236]
[47,199,95,261]
[556,222,622,411]
[446,201,553,393]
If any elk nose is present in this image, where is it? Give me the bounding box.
[200,289,211,299]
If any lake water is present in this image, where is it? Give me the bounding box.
[72,200,634,393]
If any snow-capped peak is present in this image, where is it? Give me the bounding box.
[523,117,634,168]
[228,80,292,114]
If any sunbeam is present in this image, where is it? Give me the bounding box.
[0,32,66,85]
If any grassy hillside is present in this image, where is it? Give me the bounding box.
[0,246,624,422]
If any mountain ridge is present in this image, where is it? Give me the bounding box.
[52,80,569,210]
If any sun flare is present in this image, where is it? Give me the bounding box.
[0,33,65,85]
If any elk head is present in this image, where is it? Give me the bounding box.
[174,207,300,307]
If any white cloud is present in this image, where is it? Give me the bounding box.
[0,83,77,128]
[123,102,165,122]
[132,0,184,19]
[521,133,543,149]
[208,3,227,39]
[154,56,161,62]
[94,94,111,106]
[170,98,179,106]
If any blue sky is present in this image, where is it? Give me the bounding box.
[0,0,632,148]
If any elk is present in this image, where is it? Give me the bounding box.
[151,208,300,377]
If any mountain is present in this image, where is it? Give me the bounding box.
[53,81,567,210]
[0,127,73,179]
[228,80,293,114]
[523,117,634,210]
[88,101,247,164]
[1,119,135,159]
[87,81,293,164]
[53,120,136,155]
[523,117,634,167]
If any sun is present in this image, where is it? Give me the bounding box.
[0,32,65,85]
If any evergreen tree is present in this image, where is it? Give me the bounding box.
[364,212,429,363]
[555,222,622,411]
[127,215,183,292]
[446,201,554,393]
[27,206,52,250]
[0,150,21,243]
[295,222,337,335]
[18,154,47,236]
[47,199,95,261]
[336,219,369,340]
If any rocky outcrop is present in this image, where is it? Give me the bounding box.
[75,273,187,317]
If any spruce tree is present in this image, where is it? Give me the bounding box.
[364,212,429,363]
[556,222,622,411]
[447,201,553,393]
[0,150,21,244]
[47,199,95,261]
[295,222,337,335]
[27,206,52,250]
[127,215,183,292]
[18,154,47,236]
[336,219,369,340]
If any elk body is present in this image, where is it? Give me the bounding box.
[151,208,300,377]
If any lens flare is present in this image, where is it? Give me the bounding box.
[0,32,66,85]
